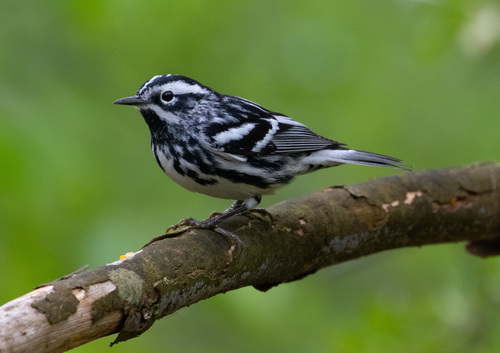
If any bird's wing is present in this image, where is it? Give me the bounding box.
[269,114,342,154]
[203,95,342,156]
[205,96,342,156]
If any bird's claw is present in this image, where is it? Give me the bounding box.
[165,218,198,234]
[208,211,223,219]
[142,216,243,249]
[176,216,244,246]
[141,218,199,248]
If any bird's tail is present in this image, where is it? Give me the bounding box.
[301,147,411,171]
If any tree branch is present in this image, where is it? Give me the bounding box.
[1,162,499,353]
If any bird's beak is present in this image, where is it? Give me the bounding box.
[113,95,147,106]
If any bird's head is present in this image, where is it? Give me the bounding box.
[114,74,215,126]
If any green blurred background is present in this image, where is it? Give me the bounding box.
[1,0,500,352]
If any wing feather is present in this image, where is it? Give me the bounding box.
[270,115,341,154]
[204,96,341,156]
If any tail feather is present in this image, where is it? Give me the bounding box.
[339,149,410,170]
[301,148,411,171]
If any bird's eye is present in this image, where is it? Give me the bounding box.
[161,91,175,103]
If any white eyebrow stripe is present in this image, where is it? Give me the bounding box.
[158,81,210,95]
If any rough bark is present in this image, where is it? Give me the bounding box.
[1,162,499,353]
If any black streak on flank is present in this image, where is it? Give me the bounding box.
[214,168,271,189]
[186,169,218,186]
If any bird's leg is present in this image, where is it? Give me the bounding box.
[208,200,244,219]
[228,196,273,224]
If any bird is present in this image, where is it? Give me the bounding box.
[114,74,408,238]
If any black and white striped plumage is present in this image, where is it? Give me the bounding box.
[114,75,407,229]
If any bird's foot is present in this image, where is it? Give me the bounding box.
[142,216,243,249]
[176,217,243,245]
[140,218,200,248]
[165,217,198,234]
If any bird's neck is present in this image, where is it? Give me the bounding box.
[140,109,172,144]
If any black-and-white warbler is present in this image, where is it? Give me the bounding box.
[114,75,408,234]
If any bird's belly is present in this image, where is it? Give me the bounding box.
[164,165,279,200]
[155,149,280,200]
